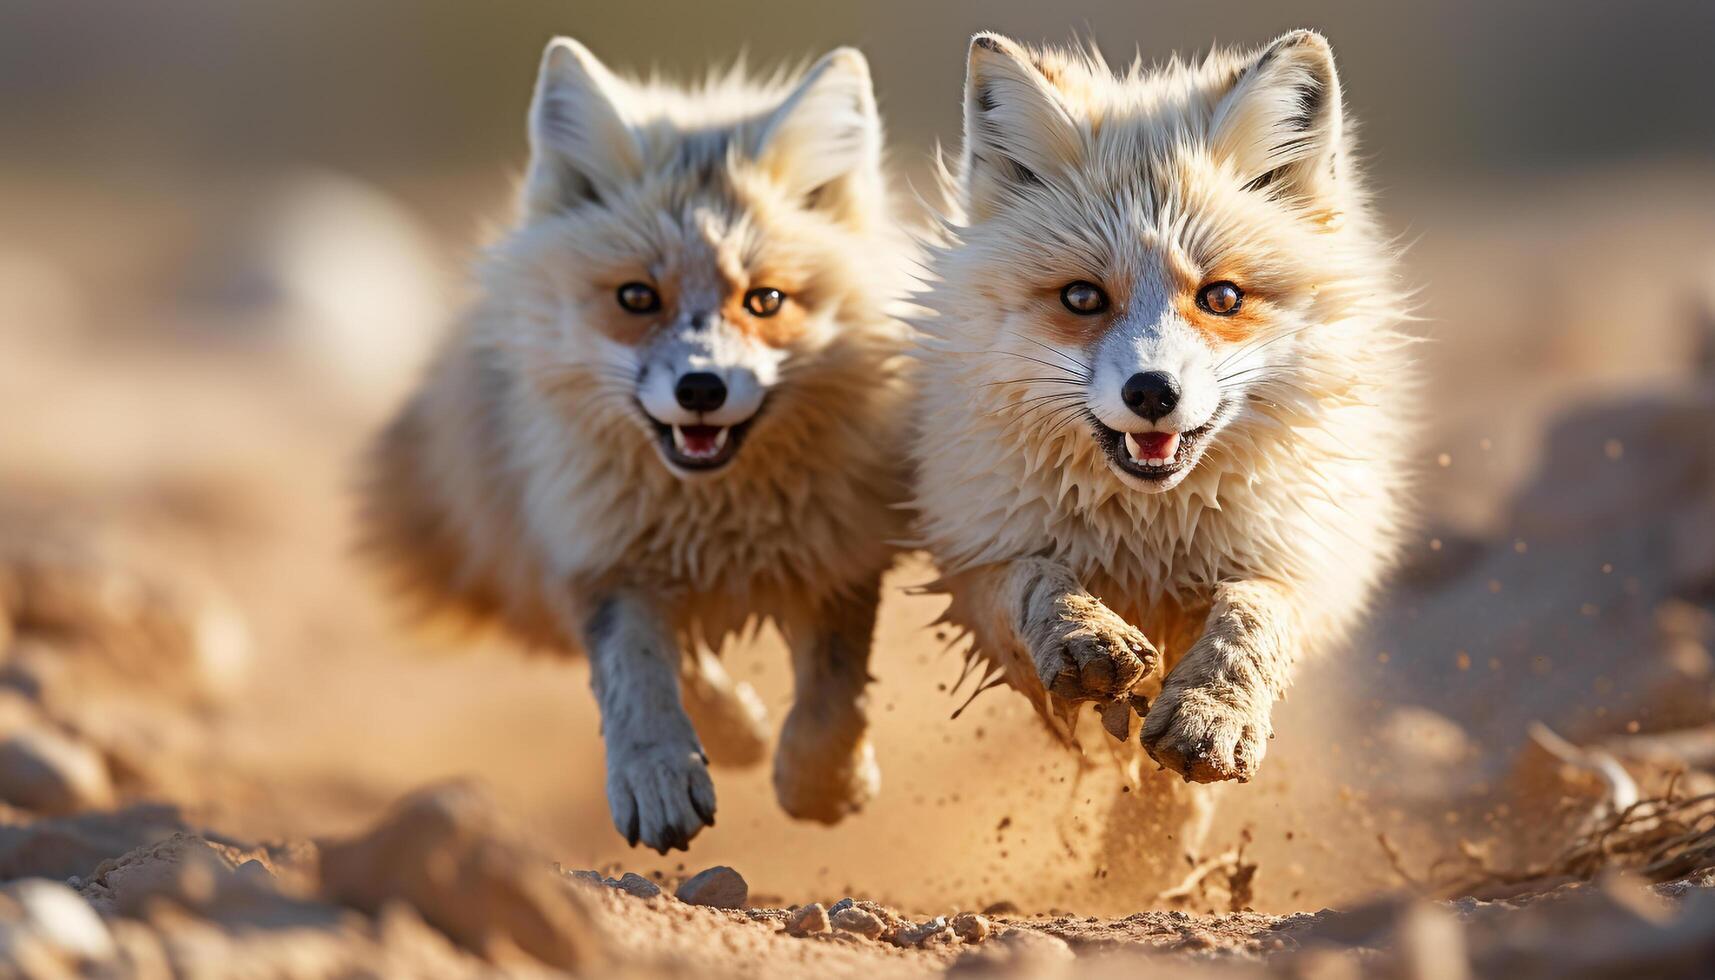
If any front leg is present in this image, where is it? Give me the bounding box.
[1141,580,1296,783]
[578,593,715,853]
[962,557,1158,707]
[773,577,883,823]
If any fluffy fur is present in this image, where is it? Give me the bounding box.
[361,38,912,852]
[911,31,1413,782]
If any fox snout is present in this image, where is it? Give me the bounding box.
[1119,371,1180,423]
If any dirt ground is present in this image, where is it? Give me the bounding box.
[1,167,1714,976]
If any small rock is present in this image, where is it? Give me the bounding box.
[0,727,114,814]
[951,912,992,943]
[674,866,747,909]
[829,897,855,915]
[1,879,115,962]
[565,869,606,887]
[890,916,953,948]
[785,902,830,936]
[319,783,598,972]
[614,873,661,899]
[832,906,885,939]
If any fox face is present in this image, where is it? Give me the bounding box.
[943,31,1355,494]
[497,39,889,476]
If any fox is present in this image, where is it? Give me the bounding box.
[360,38,912,853]
[911,31,1412,785]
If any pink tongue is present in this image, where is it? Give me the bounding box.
[1132,432,1176,457]
[682,425,721,454]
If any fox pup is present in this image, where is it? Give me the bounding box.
[912,31,1411,783]
[362,38,911,852]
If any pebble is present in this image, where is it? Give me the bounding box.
[785,902,830,936]
[613,873,661,899]
[0,728,114,814]
[2,879,116,961]
[951,912,992,943]
[674,866,748,909]
[832,906,885,939]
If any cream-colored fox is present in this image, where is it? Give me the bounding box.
[911,31,1412,783]
[361,38,911,852]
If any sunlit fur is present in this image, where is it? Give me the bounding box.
[910,31,1414,759]
[361,39,912,851]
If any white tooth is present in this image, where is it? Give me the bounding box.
[1124,432,1143,463]
[1160,432,1181,460]
[712,427,728,451]
[672,426,688,452]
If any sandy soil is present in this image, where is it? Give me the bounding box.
[0,168,1713,976]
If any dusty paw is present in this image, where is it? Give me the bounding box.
[605,742,717,853]
[773,711,879,824]
[1140,685,1271,784]
[1033,595,1157,703]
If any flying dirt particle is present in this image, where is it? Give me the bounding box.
[832,906,885,939]
[1455,652,1471,671]
[614,873,661,899]
[1580,603,1600,617]
[1626,720,1640,734]
[1488,579,1503,594]
[1604,439,1624,460]
[951,912,992,943]
[674,866,748,909]
[785,903,830,936]
[1513,539,1528,554]
[1479,437,1493,451]
[1429,538,1443,551]
[1377,652,1391,664]
[1437,452,1452,467]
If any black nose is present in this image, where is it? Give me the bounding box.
[1120,371,1180,422]
[674,372,727,413]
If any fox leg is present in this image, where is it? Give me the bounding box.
[681,646,770,769]
[1141,579,1295,783]
[579,592,716,853]
[772,576,883,823]
[960,557,1158,708]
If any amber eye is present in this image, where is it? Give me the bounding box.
[1197,281,1243,316]
[1060,281,1109,315]
[616,282,661,314]
[743,286,786,317]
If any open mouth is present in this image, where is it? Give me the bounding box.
[1091,416,1215,483]
[649,419,753,471]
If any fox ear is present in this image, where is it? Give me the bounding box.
[521,37,641,217]
[754,47,882,218]
[1211,30,1345,206]
[962,33,1080,218]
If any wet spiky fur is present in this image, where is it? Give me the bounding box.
[910,31,1414,780]
[361,39,911,852]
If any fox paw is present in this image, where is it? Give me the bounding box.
[1140,685,1271,784]
[773,709,879,824]
[606,741,717,853]
[1032,594,1157,703]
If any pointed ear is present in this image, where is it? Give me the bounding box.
[754,47,882,216]
[521,37,641,217]
[962,33,1080,217]
[1211,30,1345,205]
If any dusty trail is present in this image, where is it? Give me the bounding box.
[1,172,1715,975]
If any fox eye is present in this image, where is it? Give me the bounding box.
[616,282,661,314]
[1197,281,1243,316]
[743,286,785,318]
[1060,281,1109,315]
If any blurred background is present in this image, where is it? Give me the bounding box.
[2,0,1714,919]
